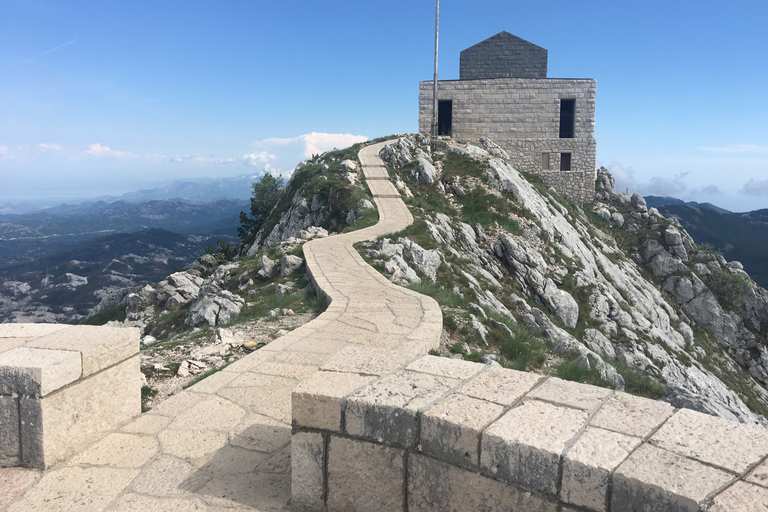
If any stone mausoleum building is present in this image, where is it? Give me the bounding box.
[419,32,597,203]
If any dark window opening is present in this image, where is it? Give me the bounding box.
[438,100,453,136]
[560,153,572,171]
[542,153,550,170]
[559,99,575,139]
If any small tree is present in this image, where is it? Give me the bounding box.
[238,173,284,246]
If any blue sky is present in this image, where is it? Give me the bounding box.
[1,0,767,211]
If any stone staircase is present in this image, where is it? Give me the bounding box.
[1,140,767,511]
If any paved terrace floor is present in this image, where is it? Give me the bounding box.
[0,140,442,511]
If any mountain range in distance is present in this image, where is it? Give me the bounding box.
[0,173,266,215]
[645,196,768,289]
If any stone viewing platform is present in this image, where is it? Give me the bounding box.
[1,140,767,511]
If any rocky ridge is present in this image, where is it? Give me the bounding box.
[366,134,768,426]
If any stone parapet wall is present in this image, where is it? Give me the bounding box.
[0,324,140,469]
[292,354,768,511]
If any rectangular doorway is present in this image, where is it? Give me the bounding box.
[438,100,452,136]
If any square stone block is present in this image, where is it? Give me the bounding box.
[20,354,140,468]
[327,436,404,512]
[650,408,768,473]
[292,371,373,431]
[561,427,641,511]
[345,371,458,446]
[591,391,674,438]
[458,365,542,405]
[420,393,503,467]
[612,444,734,512]
[291,431,325,512]
[408,453,556,512]
[27,325,138,377]
[481,400,588,495]
[526,377,611,411]
[0,347,81,396]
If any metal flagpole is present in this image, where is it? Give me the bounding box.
[431,0,439,143]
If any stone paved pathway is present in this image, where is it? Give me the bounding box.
[0,140,442,511]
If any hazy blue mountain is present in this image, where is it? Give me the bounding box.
[644,195,731,214]
[0,199,246,267]
[656,204,768,288]
[95,174,263,203]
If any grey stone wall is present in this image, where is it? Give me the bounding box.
[418,78,597,203]
[460,32,547,80]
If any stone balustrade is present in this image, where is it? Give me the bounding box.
[0,324,140,469]
[291,354,768,511]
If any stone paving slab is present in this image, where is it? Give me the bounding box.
[1,139,441,511]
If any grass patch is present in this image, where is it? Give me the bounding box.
[141,385,158,399]
[456,188,522,235]
[81,304,127,325]
[612,361,666,399]
[406,282,469,309]
[556,355,613,389]
[440,152,486,182]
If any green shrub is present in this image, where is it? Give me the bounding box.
[707,268,752,311]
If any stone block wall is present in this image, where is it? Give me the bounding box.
[460,32,548,80]
[0,324,140,469]
[292,354,768,511]
[419,78,597,203]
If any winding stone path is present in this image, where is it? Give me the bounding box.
[0,140,441,511]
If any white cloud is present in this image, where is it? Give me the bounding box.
[740,178,768,197]
[607,163,689,197]
[0,146,8,155]
[169,151,276,166]
[697,144,768,154]
[85,143,133,157]
[241,151,276,166]
[699,185,722,196]
[38,143,62,151]
[254,132,368,158]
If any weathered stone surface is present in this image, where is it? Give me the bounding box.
[650,408,768,473]
[459,366,542,405]
[408,453,557,512]
[69,432,157,468]
[127,454,197,497]
[481,400,588,495]
[292,371,373,431]
[327,436,404,512]
[0,468,40,509]
[709,482,768,512]
[0,346,81,396]
[746,458,768,488]
[26,325,138,378]
[345,371,459,446]
[320,345,417,376]
[526,377,611,411]
[421,392,504,467]
[291,432,325,512]
[21,354,140,469]
[591,391,675,438]
[405,354,484,380]
[4,466,139,512]
[612,443,734,512]
[0,396,20,467]
[157,429,229,460]
[561,427,641,511]
[229,413,290,454]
